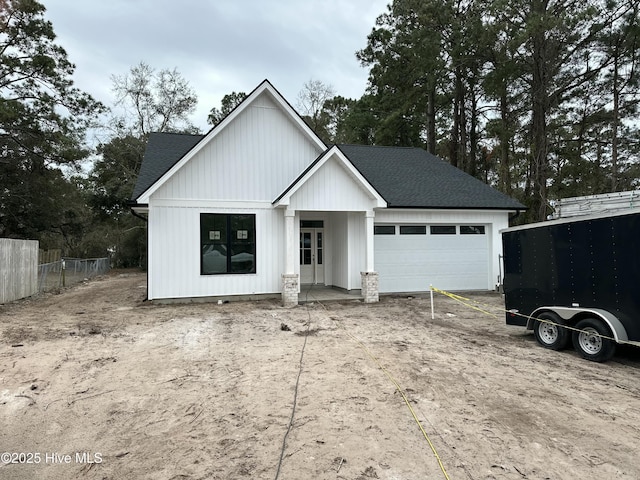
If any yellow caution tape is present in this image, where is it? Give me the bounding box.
[430,286,498,318]
[430,286,634,346]
[314,302,452,480]
[333,321,452,480]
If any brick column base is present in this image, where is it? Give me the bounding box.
[361,271,379,303]
[281,273,299,307]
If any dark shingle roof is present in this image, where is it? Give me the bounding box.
[338,144,525,210]
[131,132,204,201]
[132,133,525,211]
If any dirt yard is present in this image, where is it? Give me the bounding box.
[1,272,640,480]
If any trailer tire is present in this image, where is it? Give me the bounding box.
[572,318,616,362]
[533,312,570,350]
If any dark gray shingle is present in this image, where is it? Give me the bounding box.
[338,144,525,210]
[131,132,204,201]
[132,134,525,211]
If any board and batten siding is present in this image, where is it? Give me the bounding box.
[287,157,378,212]
[315,211,368,292]
[153,92,322,203]
[147,205,284,300]
[146,90,326,300]
[348,212,366,290]
[327,212,348,290]
[0,238,38,303]
[373,209,509,291]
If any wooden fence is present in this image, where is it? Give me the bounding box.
[39,249,61,264]
[0,238,39,303]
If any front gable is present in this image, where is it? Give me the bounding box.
[274,146,387,211]
[136,80,326,205]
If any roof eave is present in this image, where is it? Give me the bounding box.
[128,201,149,219]
[385,204,527,211]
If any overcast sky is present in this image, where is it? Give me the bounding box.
[44,0,390,134]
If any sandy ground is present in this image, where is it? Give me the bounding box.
[1,272,640,480]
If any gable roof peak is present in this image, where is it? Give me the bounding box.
[132,79,326,203]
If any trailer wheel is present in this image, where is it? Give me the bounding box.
[572,318,616,362]
[533,312,569,350]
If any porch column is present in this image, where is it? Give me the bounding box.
[364,210,375,272]
[284,209,296,274]
[361,210,379,303]
[282,208,299,307]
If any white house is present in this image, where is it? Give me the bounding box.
[130,80,525,305]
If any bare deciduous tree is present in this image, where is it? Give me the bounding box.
[111,61,198,135]
[296,79,335,136]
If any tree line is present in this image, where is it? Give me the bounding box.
[322,0,640,223]
[0,0,200,266]
[1,0,639,268]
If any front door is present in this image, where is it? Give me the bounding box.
[300,229,324,284]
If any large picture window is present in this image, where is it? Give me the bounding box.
[200,214,256,274]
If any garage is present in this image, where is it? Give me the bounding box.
[374,224,490,292]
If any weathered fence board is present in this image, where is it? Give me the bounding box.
[0,238,39,303]
[39,249,62,264]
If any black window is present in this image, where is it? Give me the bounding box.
[430,225,456,235]
[374,225,396,235]
[400,225,427,235]
[460,225,486,235]
[200,214,256,274]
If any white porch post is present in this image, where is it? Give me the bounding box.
[361,210,379,303]
[365,210,375,272]
[282,208,299,306]
[284,209,296,274]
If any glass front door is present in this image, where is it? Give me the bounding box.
[300,228,324,284]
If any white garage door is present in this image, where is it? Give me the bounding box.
[374,225,489,293]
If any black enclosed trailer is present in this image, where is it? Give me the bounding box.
[501,209,640,362]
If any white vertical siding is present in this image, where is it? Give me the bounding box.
[329,212,349,289]
[323,215,333,287]
[374,209,507,225]
[146,89,326,300]
[153,92,322,203]
[288,157,376,211]
[148,205,284,300]
[348,212,366,290]
[490,216,509,285]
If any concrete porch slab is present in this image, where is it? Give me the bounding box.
[298,284,363,303]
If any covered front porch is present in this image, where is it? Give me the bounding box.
[280,209,379,306]
[272,145,387,306]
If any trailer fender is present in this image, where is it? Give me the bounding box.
[529,307,629,344]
